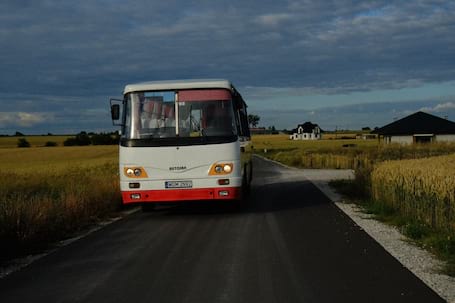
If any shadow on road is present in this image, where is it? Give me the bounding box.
[141,179,330,217]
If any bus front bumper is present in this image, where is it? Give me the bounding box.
[122,187,242,204]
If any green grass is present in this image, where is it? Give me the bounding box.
[0,145,121,262]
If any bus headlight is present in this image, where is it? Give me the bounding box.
[209,163,233,175]
[124,167,148,178]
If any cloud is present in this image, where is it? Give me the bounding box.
[419,102,455,113]
[255,13,293,27]
[2,0,455,94]
[0,112,54,127]
[1,0,455,134]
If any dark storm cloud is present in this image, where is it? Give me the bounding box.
[1,0,455,133]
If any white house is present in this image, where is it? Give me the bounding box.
[290,122,322,140]
[373,111,455,144]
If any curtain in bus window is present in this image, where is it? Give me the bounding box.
[141,97,162,129]
[162,103,175,127]
[178,89,231,101]
[137,91,175,138]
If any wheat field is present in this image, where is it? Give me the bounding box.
[371,154,455,232]
[252,134,455,169]
[0,146,121,260]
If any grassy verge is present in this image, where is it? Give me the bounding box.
[0,146,122,263]
[330,179,455,276]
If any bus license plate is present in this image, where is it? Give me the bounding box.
[165,180,193,189]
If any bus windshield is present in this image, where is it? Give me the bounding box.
[123,89,237,140]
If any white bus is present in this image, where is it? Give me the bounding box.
[110,79,253,210]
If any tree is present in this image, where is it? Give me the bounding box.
[63,131,90,146]
[63,131,119,146]
[91,132,119,145]
[44,141,58,147]
[248,114,260,128]
[17,138,30,148]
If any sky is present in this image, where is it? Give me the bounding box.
[1,0,455,134]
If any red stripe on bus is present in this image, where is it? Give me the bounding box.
[122,187,242,204]
[178,89,231,102]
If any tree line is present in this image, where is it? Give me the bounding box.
[16,132,120,148]
[63,132,119,146]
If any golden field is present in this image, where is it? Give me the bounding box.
[0,145,121,260]
[252,134,455,171]
[2,134,455,262]
[253,134,376,152]
[371,154,455,232]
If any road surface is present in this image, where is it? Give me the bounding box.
[0,156,445,302]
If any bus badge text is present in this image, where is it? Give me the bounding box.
[169,166,187,171]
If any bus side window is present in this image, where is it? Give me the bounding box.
[240,106,250,137]
[234,95,250,138]
[233,97,242,136]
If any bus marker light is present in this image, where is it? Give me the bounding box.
[218,179,230,185]
[129,183,140,189]
[130,193,141,200]
[219,191,229,197]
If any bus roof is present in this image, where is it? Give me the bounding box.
[123,79,233,94]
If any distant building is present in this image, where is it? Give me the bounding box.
[356,133,378,140]
[290,122,322,140]
[372,111,455,144]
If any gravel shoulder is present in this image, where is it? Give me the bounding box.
[259,156,455,303]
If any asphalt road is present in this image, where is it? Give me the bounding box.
[0,157,445,303]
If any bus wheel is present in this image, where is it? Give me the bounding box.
[141,203,156,212]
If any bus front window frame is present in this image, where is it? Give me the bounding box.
[121,89,238,146]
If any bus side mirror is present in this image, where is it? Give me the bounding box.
[111,104,120,120]
[110,98,123,126]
